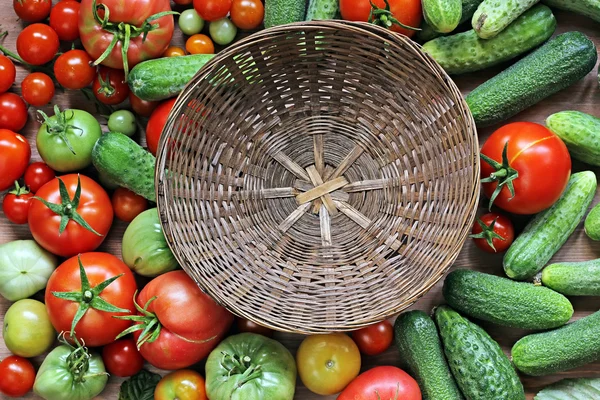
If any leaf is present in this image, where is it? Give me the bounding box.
[535,378,600,399]
[118,369,161,400]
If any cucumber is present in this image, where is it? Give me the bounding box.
[512,310,600,376]
[92,133,156,202]
[546,111,600,167]
[264,0,306,27]
[422,0,463,33]
[423,4,555,75]
[535,378,600,399]
[417,0,484,42]
[443,269,573,329]
[503,171,597,280]
[435,306,525,400]
[542,259,600,296]
[473,0,539,39]
[128,54,215,102]
[466,32,597,127]
[394,311,464,400]
[543,0,600,23]
[585,204,600,240]
[306,0,337,20]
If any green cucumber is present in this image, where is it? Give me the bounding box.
[417,0,484,42]
[503,171,597,280]
[466,32,597,127]
[435,306,525,400]
[535,378,600,399]
[128,54,215,101]
[547,111,600,166]
[543,0,600,23]
[394,311,464,400]
[306,0,337,20]
[443,269,573,329]
[264,0,306,27]
[542,259,600,296]
[512,310,600,376]
[585,204,600,240]
[422,0,462,33]
[423,4,555,75]
[473,0,539,39]
[91,133,156,202]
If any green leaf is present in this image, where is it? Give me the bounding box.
[535,378,600,399]
[118,370,162,400]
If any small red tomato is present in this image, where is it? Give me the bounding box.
[146,98,177,156]
[0,93,28,132]
[0,355,35,398]
[470,212,515,253]
[351,320,393,356]
[230,0,264,30]
[0,129,30,191]
[54,49,96,90]
[2,182,34,224]
[236,317,274,337]
[0,55,16,93]
[102,338,145,377]
[129,92,159,117]
[21,72,55,107]
[111,187,148,222]
[194,0,232,21]
[92,66,129,105]
[24,162,55,193]
[50,0,81,41]
[174,0,193,4]
[163,46,187,57]
[16,23,60,66]
[13,0,51,22]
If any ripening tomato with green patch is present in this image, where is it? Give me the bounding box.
[470,212,514,253]
[339,0,422,37]
[155,370,208,400]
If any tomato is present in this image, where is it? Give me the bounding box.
[112,187,148,222]
[230,0,264,30]
[16,23,60,65]
[3,299,55,358]
[339,0,422,37]
[351,320,393,356]
[0,93,28,132]
[13,0,51,22]
[147,98,177,155]
[45,252,137,347]
[209,17,237,45]
[470,212,514,253]
[0,356,35,398]
[92,66,129,105]
[185,34,215,55]
[163,46,187,57]
[2,182,33,224]
[28,174,113,257]
[50,0,81,41]
[107,109,137,136]
[54,49,96,90]
[24,162,55,193]
[21,72,55,106]
[338,366,422,400]
[129,92,159,117]
[155,370,208,400]
[0,55,16,93]
[102,338,144,377]
[236,317,274,337]
[174,0,193,3]
[480,122,571,214]
[0,129,30,191]
[194,0,232,21]
[179,9,205,36]
[297,333,362,395]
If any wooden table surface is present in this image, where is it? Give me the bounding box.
[2,3,600,399]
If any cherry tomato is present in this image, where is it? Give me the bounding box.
[230,0,264,30]
[54,49,96,90]
[351,320,393,356]
[163,46,187,57]
[174,0,193,3]
[146,98,177,156]
[0,129,30,191]
[194,0,232,22]
[92,66,129,105]
[470,212,515,253]
[0,356,35,398]
[50,0,81,41]
[111,187,148,222]
[236,317,274,337]
[186,34,215,55]
[0,93,28,132]
[2,182,34,224]
[338,366,422,400]
[24,162,56,193]
[0,55,16,93]
[16,23,60,66]
[102,338,145,377]
[129,92,159,117]
[340,0,421,37]
[21,72,55,107]
[480,122,571,214]
[155,370,208,400]
[13,0,51,22]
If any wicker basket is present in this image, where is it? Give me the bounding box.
[155,21,479,334]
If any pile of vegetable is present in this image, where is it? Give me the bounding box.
[1,0,600,399]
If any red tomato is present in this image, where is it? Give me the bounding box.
[0,356,35,398]
[163,46,187,57]
[194,0,232,21]
[16,23,60,65]
[480,122,571,214]
[102,338,145,377]
[92,66,129,105]
[0,93,28,132]
[50,0,81,41]
[54,49,96,90]
[339,0,422,37]
[0,129,30,191]
[111,187,148,222]
[21,72,55,107]
[236,317,274,337]
[0,55,16,93]
[337,366,421,400]
[129,92,159,117]
[351,320,393,356]
[470,212,514,253]
[126,270,234,370]
[24,162,56,193]
[174,0,193,3]
[146,98,177,156]
[230,0,264,30]
[155,370,207,400]
[13,0,51,22]
[28,174,113,257]
[186,34,215,55]
[2,182,34,225]
[46,252,137,347]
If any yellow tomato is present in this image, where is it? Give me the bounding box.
[163,46,186,57]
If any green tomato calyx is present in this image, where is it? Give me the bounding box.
[8,180,30,196]
[369,0,420,31]
[95,70,117,98]
[220,352,263,385]
[469,217,506,252]
[38,105,84,155]
[481,141,519,210]
[59,333,108,383]
[115,294,162,348]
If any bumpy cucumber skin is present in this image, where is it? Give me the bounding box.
[306,0,338,20]
[473,0,539,39]
[264,0,306,27]
[512,310,600,376]
[417,0,484,42]
[503,171,597,281]
[547,111,600,167]
[422,0,462,33]
[423,5,555,75]
[466,32,597,127]
[543,0,600,23]
[128,54,215,101]
[91,133,156,202]
[395,311,464,400]
[435,306,525,400]
[586,204,600,240]
[542,259,600,296]
[443,269,573,329]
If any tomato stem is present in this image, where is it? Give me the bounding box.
[469,217,505,252]
[368,0,421,31]
[220,352,263,384]
[480,141,519,210]
[115,294,163,348]
[8,181,30,196]
[37,105,84,155]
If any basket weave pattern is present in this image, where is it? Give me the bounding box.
[156,21,479,333]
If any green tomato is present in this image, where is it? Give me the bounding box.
[107,110,137,137]
[3,299,55,358]
[122,208,179,277]
[209,17,237,45]
[0,240,58,301]
[36,106,102,172]
[179,9,205,36]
